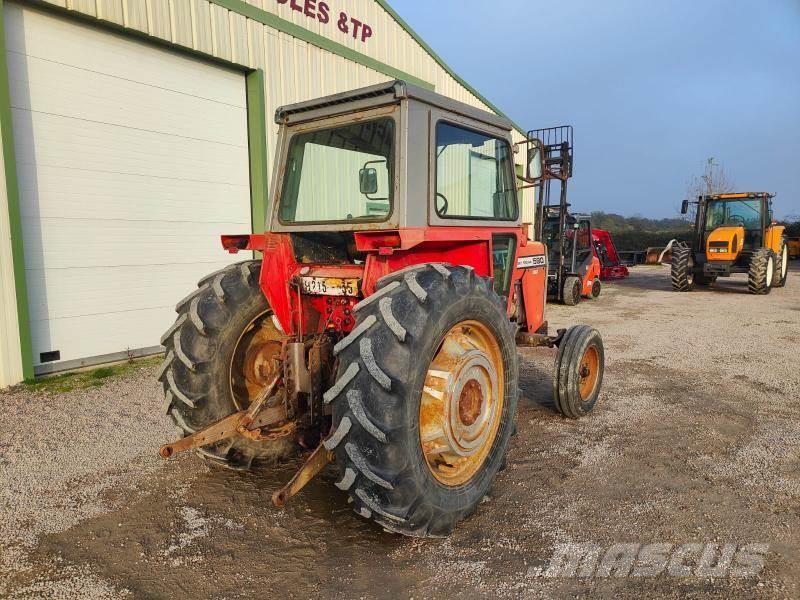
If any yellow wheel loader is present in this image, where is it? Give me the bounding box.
[672,192,788,294]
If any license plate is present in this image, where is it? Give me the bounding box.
[300,276,359,297]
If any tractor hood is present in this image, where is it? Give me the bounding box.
[706,225,745,261]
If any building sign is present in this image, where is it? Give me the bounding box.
[274,0,374,43]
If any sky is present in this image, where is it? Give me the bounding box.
[390,0,800,219]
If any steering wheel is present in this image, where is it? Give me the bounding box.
[436,192,449,215]
[727,214,746,226]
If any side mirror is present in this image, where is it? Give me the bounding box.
[359,167,378,195]
[526,140,544,181]
[680,199,689,215]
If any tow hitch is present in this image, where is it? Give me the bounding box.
[159,372,286,459]
[159,370,332,507]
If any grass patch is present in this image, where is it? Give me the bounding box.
[21,356,162,394]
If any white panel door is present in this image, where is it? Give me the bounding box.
[5,3,252,370]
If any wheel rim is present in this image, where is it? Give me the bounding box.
[766,256,774,286]
[419,320,504,486]
[782,250,788,278]
[230,310,283,410]
[572,281,580,303]
[578,345,600,400]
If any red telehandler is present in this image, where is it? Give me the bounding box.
[592,229,629,280]
[157,81,605,537]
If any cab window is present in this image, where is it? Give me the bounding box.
[279,118,394,224]
[576,220,592,263]
[492,234,516,297]
[435,122,518,220]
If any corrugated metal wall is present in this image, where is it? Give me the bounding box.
[0,0,533,386]
[36,0,532,189]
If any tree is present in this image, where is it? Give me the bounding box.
[682,157,735,222]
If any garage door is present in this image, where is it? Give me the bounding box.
[5,3,252,373]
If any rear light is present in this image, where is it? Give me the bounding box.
[354,231,402,252]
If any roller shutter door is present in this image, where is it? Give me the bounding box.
[5,3,252,372]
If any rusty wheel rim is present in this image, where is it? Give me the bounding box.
[578,345,600,401]
[230,311,283,411]
[419,320,504,486]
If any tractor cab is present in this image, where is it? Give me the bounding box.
[240,80,534,333]
[673,191,788,293]
[700,193,773,259]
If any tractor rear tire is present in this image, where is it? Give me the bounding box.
[748,248,775,295]
[325,264,519,537]
[553,326,604,418]
[563,276,582,305]
[158,260,294,470]
[773,237,788,288]
[589,278,601,299]
[671,245,694,291]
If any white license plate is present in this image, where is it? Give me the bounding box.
[300,276,359,297]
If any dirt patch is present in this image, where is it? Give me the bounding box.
[1,266,799,598]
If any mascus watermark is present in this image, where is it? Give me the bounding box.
[528,543,769,578]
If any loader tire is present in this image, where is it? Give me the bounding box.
[325,264,519,537]
[671,245,694,291]
[748,248,775,295]
[157,260,293,470]
[553,325,604,419]
[563,276,582,305]
[773,237,788,288]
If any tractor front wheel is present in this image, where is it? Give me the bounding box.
[553,326,604,418]
[158,260,294,470]
[748,248,775,295]
[325,264,518,537]
[671,245,694,292]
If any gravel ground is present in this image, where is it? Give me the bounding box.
[1,264,798,598]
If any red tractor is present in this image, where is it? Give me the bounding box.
[158,81,605,537]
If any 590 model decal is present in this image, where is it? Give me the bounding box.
[517,254,547,269]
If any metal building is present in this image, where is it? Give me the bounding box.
[0,0,532,387]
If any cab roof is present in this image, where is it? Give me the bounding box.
[274,80,514,132]
[708,192,773,200]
